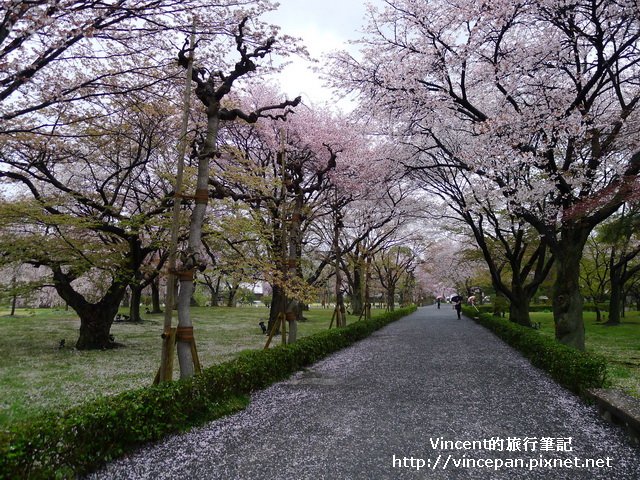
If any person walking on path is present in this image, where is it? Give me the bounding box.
[454,297,462,319]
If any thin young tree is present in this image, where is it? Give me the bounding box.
[170,18,300,377]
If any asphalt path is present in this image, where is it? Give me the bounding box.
[90,306,640,479]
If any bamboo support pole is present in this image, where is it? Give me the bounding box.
[155,24,196,384]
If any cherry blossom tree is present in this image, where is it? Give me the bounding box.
[408,161,554,326]
[423,237,489,302]
[0,91,178,349]
[199,201,267,308]
[201,85,405,335]
[1,1,304,355]
[341,183,416,316]
[1,0,279,130]
[373,244,419,311]
[208,95,354,340]
[331,0,640,349]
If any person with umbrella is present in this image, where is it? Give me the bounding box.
[451,295,462,319]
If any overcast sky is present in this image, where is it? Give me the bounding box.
[263,0,382,108]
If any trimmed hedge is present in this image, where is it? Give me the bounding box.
[464,307,607,396]
[478,303,609,314]
[0,306,416,479]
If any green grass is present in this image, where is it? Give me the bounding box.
[5,306,636,429]
[529,310,640,397]
[0,306,372,427]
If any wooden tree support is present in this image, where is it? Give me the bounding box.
[155,23,196,385]
[153,326,202,384]
[155,327,177,383]
[264,312,287,349]
[329,304,344,329]
[357,303,372,322]
[155,328,175,384]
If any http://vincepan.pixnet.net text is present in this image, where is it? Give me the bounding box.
[392,436,614,472]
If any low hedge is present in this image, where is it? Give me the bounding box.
[478,303,609,314]
[0,306,416,479]
[464,307,607,396]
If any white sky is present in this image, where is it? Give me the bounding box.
[263,0,382,109]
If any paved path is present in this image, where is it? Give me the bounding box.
[90,307,640,479]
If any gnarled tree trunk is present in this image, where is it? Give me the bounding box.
[52,267,127,350]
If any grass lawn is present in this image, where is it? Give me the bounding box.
[530,310,640,397]
[0,305,370,428]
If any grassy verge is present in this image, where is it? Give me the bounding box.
[0,306,372,426]
[0,306,416,479]
[528,310,640,398]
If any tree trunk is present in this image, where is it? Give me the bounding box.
[365,255,372,320]
[594,307,602,323]
[209,287,218,307]
[226,291,235,308]
[508,283,533,327]
[226,282,239,308]
[173,280,179,310]
[208,277,221,307]
[287,313,298,344]
[607,268,623,325]
[332,202,346,327]
[210,290,217,307]
[336,289,346,323]
[351,260,364,316]
[51,267,127,350]
[268,283,286,334]
[175,270,197,379]
[10,293,16,316]
[151,277,162,313]
[387,284,395,312]
[552,230,587,350]
[175,111,218,378]
[75,303,122,349]
[285,190,304,343]
[508,296,532,327]
[129,285,143,322]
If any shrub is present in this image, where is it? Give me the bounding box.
[583,303,609,313]
[475,304,494,314]
[465,307,607,396]
[0,306,416,479]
